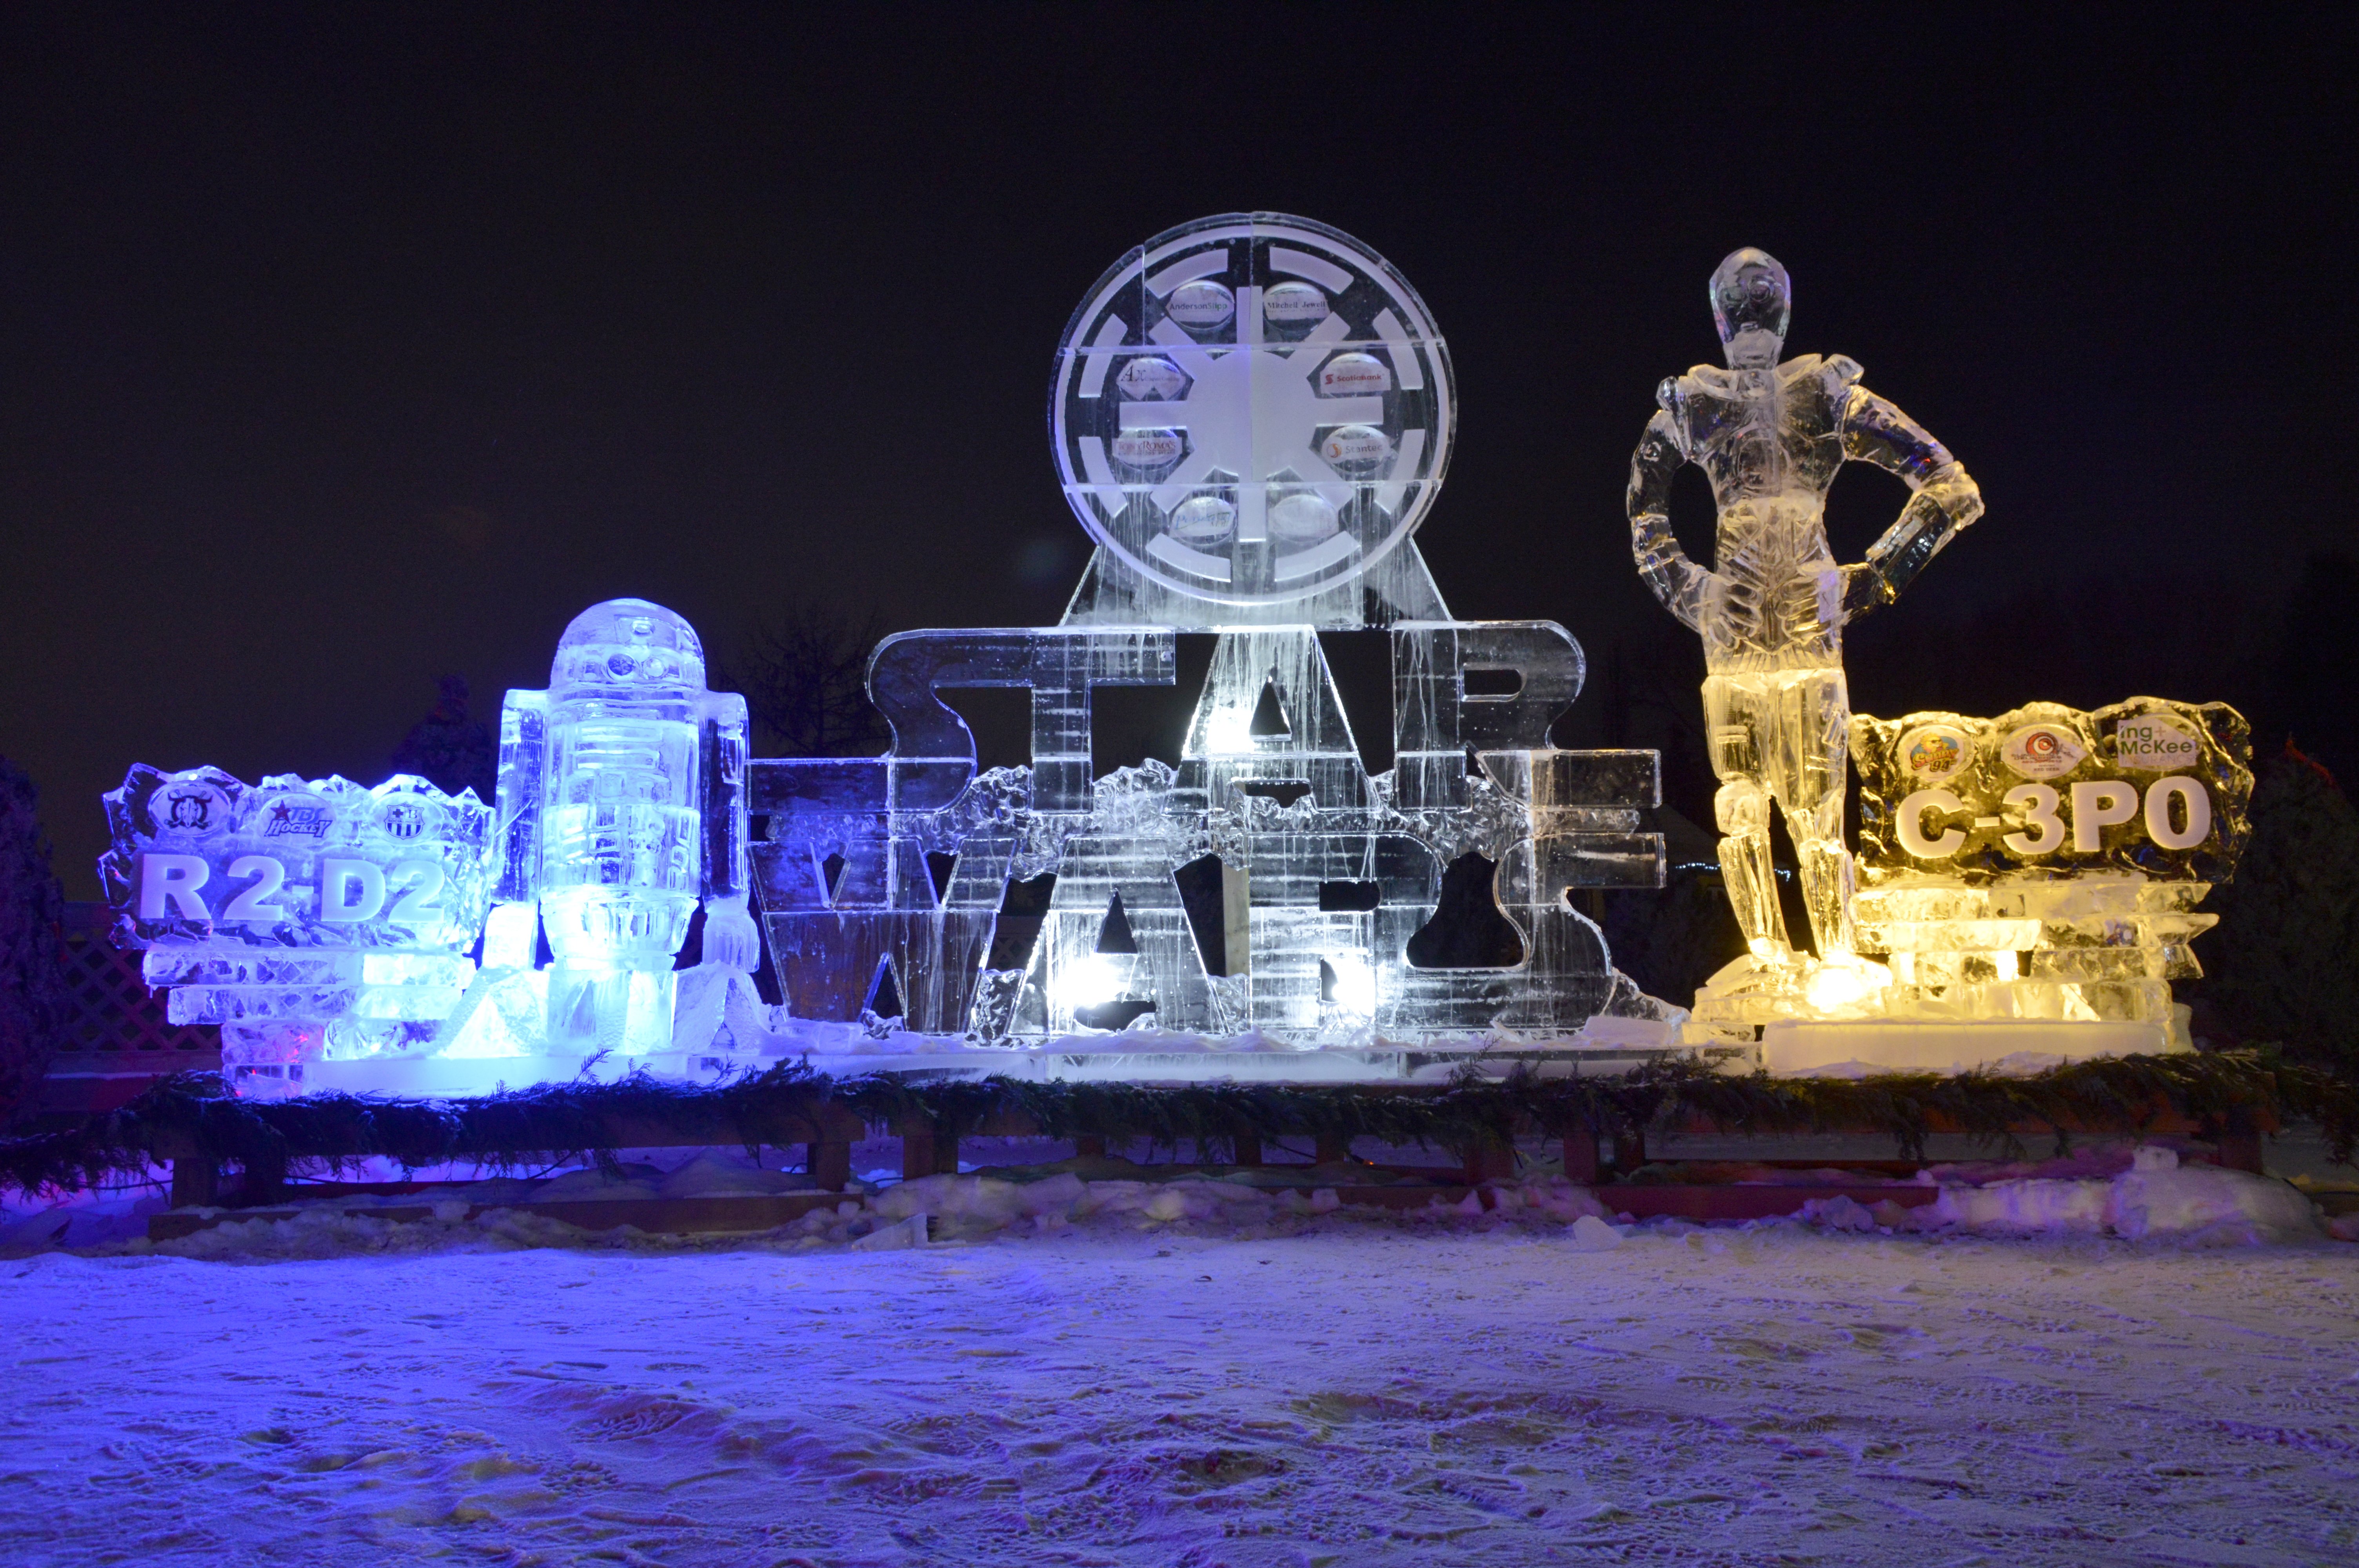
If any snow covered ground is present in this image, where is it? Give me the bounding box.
[2,1160,2357,1567]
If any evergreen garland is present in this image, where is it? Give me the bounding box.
[2,1049,2349,1199]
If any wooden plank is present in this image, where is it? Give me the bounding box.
[143,1169,1958,1242]
[150,1190,849,1242]
[1598,1184,1940,1221]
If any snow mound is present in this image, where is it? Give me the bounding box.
[1920,1146,2323,1243]
[1569,1214,1624,1251]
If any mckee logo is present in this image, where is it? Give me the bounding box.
[2115,714,2201,771]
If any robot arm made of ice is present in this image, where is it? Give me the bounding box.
[1836,372,1985,621]
[696,690,761,973]
[1626,396,1713,632]
[482,689,548,970]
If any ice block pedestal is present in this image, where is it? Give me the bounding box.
[1761,1018,2170,1077]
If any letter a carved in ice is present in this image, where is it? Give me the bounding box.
[1627,249,1983,1005]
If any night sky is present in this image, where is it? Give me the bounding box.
[3,6,2352,893]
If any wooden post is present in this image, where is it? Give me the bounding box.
[1314,1132,1351,1165]
[1230,1131,1263,1168]
[170,1157,219,1209]
[900,1119,936,1183]
[1073,1135,1107,1160]
[2215,1104,2265,1175]
[809,1137,852,1192]
[1612,1128,1648,1176]
[1562,1131,1602,1185]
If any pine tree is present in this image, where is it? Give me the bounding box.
[720,604,889,758]
[390,675,496,798]
[2196,748,2359,1073]
[0,759,69,1127]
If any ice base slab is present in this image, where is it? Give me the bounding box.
[1761,1019,2175,1078]
[797,1041,1687,1086]
[295,1054,685,1099]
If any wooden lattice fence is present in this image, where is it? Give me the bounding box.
[42,902,216,1114]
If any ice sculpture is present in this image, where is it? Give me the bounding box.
[1785,698,2254,1052]
[480,598,756,1061]
[95,216,1678,1093]
[98,766,490,1098]
[744,214,1676,1056]
[1054,213,1455,630]
[1627,247,1983,1021]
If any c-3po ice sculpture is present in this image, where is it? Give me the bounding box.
[1627,247,1984,1016]
[483,598,760,1058]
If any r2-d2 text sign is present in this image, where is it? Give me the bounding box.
[99,765,491,1094]
[1852,699,2252,881]
[104,765,490,949]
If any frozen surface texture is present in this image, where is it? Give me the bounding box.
[746,622,1672,1047]
[1630,247,1981,1025]
[1852,699,2252,887]
[2,1181,2354,1566]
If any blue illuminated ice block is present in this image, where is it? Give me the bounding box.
[483,598,756,1062]
[99,766,491,1098]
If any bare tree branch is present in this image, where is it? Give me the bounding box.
[717,603,890,758]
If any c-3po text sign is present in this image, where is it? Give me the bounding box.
[1850,699,2252,884]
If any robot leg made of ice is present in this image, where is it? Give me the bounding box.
[481,597,757,1059]
[1704,668,1857,966]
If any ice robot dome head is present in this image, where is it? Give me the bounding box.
[1710,247,1789,368]
[550,597,707,695]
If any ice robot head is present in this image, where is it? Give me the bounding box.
[550,597,707,696]
[488,595,755,1060]
[1710,247,1790,369]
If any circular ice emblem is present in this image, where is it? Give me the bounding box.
[153,779,232,837]
[1898,724,1972,785]
[1050,212,1455,606]
[377,797,442,842]
[2001,723,2089,780]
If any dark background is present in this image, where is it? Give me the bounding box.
[3,4,2352,893]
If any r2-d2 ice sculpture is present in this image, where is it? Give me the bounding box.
[486,598,759,1059]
